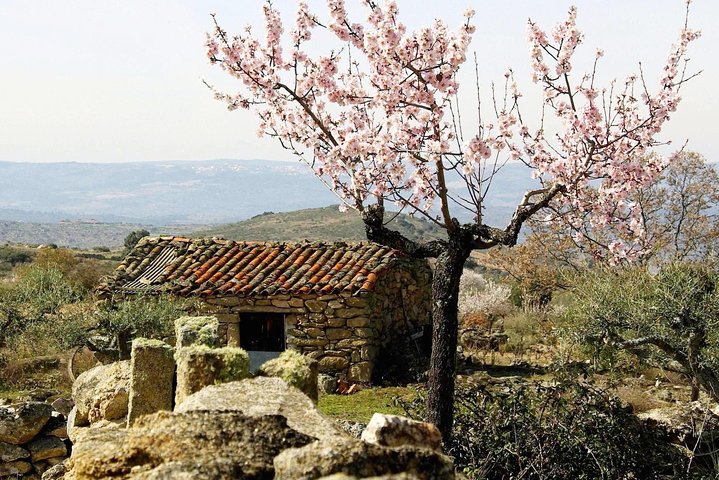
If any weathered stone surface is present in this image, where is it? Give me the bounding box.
[72,361,130,426]
[51,398,74,417]
[289,298,305,308]
[175,315,220,349]
[327,328,352,340]
[41,416,68,439]
[175,346,250,406]
[0,460,32,476]
[348,362,373,383]
[41,462,67,480]
[273,439,454,480]
[27,436,67,462]
[327,318,346,327]
[0,402,52,445]
[66,407,79,443]
[258,350,319,402]
[347,317,371,328]
[127,338,175,427]
[176,377,345,442]
[305,300,327,313]
[69,410,314,480]
[0,441,29,462]
[337,308,368,319]
[318,356,350,372]
[361,414,442,451]
[318,374,337,395]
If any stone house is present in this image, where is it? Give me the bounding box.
[98,236,432,382]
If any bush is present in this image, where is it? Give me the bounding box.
[397,379,687,479]
[95,295,193,358]
[563,262,719,401]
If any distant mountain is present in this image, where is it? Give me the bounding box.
[0,159,537,227]
[193,205,445,243]
[0,220,202,249]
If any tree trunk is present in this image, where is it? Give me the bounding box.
[117,331,131,360]
[426,242,470,442]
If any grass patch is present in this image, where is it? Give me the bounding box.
[318,386,417,423]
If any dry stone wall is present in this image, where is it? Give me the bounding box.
[202,258,432,383]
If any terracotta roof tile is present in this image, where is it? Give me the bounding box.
[99,237,404,297]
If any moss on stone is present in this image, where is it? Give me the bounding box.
[133,338,172,350]
[215,347,251,383]
[174,316,220,348]
[258,350,318,402]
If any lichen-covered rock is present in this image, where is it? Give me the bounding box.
[0,441,29,462]
[72,361,130,426]
[42,462,67,480]
[258,350,319,402]
[318,374,337,395]
[127,338,175,426]
[51,398,74,417]
[176,377,344,442]
[174,315,220,349]
[27,435,67,462]
[273,439,455,480]
[361,414,442,451]
[0,402,52,445]
[318,474,423,480]
[174,345,250,406]
[0,460,33,476]
[67,411,314,479]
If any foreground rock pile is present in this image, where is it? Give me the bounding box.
[0,397,72,478]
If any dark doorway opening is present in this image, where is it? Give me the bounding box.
[240,312,285,352]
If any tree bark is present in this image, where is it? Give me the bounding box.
[426,242,470,442]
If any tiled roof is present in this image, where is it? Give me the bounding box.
[99,236,404,297]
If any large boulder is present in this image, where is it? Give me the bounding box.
[72,361,130,426]
[67,411,314,479]
[176,377,344,441]
[273,439,455,480]
[0,402,52,445]
[361,414,442,451]
[258,350,319,402]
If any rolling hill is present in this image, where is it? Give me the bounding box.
[193,205,446,243]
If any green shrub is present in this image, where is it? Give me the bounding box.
[397,379,687,479]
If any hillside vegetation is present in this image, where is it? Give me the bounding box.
[194,205,445,243]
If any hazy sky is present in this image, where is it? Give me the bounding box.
[0,0,716,164]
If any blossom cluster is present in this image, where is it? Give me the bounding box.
[207,1,698,262]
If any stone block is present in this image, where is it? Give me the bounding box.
[0,461,32,477]
[175,346,250,407]
[174,316,220,349]
[345,297,368,307]
[327,300,344,309]
[317,374,337,395]
[327,317,346,327]
[289,298,305,308]
[305,327,325,338]
[348,362,373,382]
[127,338,176,427]
[355,328,375,338]
[27,436,66,462]
[305,300,326,313]
[318,356,350,372]
[287,338,329,348]
[326,328,352,340]
[272,299,290,308]
[0,442,29,462]
[361,413,442,451]
[0,402,52,445]
[337,308,368,319]
[347,317,371,328]
[226,322,241,347]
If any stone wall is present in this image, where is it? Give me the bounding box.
[201,258,432,383]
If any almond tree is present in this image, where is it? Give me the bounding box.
[206,0,698,438]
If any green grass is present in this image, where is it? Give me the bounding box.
[318,386,418,423]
